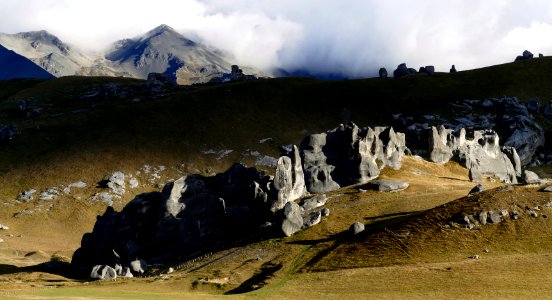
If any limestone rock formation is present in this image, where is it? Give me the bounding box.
[428,126,520,183]
[429,125,455,164]
[270,146,307,212]
[300,123,406,193]
[300,133,340,193]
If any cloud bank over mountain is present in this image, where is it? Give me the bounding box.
[1,0,552,77]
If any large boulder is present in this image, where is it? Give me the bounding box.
[522,170,541,184]
[379,68,388,79]
[302,211,322,229]
[130,259,147,274]
[393,63,416,78]
[300,194,327,212]
[350,222,365,235]
[361,180,409,192]
[281,202,303,237]
[515,50,533,61]
[90,265,117,280]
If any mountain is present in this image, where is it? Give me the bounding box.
[0,30,129,77]
[0,44,54,79]
[0,26,266,84]
[105,24,264,84]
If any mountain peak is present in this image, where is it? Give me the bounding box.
[144,24,178,38]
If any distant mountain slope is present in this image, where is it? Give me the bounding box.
[105,24,264,84]
[0,30,128,77]
[0,44,54,80]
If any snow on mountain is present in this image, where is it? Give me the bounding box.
[0,44,54,80]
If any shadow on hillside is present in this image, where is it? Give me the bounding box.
[296,211,424,272]
[224,263,283,295]
[0,259,72,278]
[438,176,469,182]
[363,211,423,222]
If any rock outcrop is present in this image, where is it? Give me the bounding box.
[271,146,307,212]
[393,63,417,78]
[379,68,388,78]
[300,123,406,193]
[450,65,457,73]
[428,126,520,183]
[515,50,533,62]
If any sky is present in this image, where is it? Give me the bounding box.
[1,0,552,77]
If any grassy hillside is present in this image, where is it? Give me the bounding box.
[1,58,552,298]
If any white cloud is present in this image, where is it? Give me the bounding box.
[1,0,552,76]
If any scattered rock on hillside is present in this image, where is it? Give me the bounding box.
[469,184,486,194]
[39,187,59,201]
[107,172,126,195]
[0,124,20,140]
[487,210,503,224]
[130,259,147,274]
[321,207,330,217]
[91,192,116,206]
[0,224,9,230]
[90,265,117,280]
[450,65,457,73]
[379,68,388,78]
[17,189,36,202]
[303,210,322,229]
[350,222,365,235]
[63,181,87,194]
[515,50,533,61]
[360,180,409,192]
[129,178,139,189]
[300,194,327,212]
[121,267,133,277]
[522,170,541,184]
[527,99,540,113]
[281,202,303,237]
[542,186,552,192]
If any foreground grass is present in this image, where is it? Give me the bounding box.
[3,252,552,299]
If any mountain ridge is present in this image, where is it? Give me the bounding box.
[0,25,267,84]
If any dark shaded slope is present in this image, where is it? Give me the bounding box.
[0,44,54,80]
